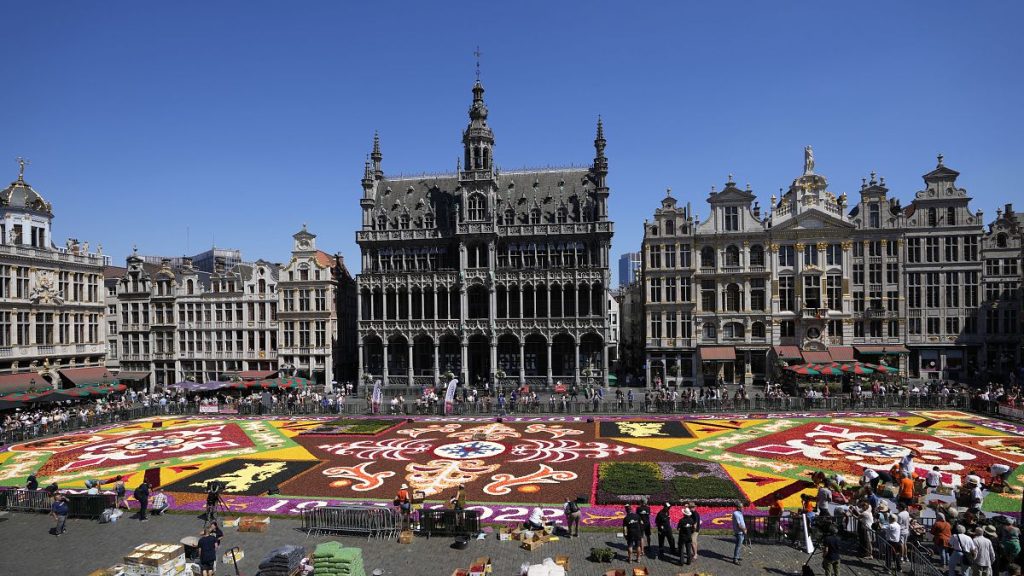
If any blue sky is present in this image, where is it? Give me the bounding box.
[2,1,1021,282]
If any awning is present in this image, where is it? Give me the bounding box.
[885,345,910,354]
[802,351,833,364]
[854,345,887,355]
[773,346,803,359]
[115,371,150,381]
[59,367,114,387]
[238,370,279,381]
[700,346,736,360]
[0,373,51,395]
[829,347,856,362]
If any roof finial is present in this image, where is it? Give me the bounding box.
[132,244,138,256]
[474,46,482,82]
[16,157,28,181]
[937,152,944,166]
[666,187,672,197]
[727,173,734,184]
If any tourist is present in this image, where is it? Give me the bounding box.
[973,526,996,576]
[113,475,129,510]
[197,527,219,576]
[731,502,746,565]
[50,492,68,537]
[926,466,943,491]
[687,502,701,556]
[858,501,875,559]
[623,504,642,562]
[821,522,842,576]
[883,513,902,572]
[151,488,169,515]
[655,502,675,561]
[949,524,976,576]
[395,483,411,527]
[898,472,916,508]
[897,502,911,562]
[636,497,651,550]
[676,504,696,565]
[767,493,783,537]
[25,473,38,491]
[1001,526,1021,574]
[134,480,150,521]
[562,497,580,538]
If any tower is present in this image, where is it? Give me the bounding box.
[462,80,495,177]
[593,117,609,221]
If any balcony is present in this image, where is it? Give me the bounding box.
[356,228,443,243]
[800,308,827,319]
[498,221,613,237]
[457,222,496,235]
[863,308,899,319]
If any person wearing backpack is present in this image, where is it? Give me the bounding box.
[563,496,581,537]
[949,524,976,576]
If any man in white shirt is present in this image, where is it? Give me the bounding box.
[897,503,911,561]
[971,526,995,576]
[926,466,943,490]
[884,514,902,572]
[948,525,976,576]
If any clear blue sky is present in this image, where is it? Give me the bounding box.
[3,1,1021,282]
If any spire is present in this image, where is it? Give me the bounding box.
[462,74,494,178]
[592,115,609,221]
[370,131,383,180]
[361,157,373,190]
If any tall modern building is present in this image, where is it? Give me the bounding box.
[638,149,1011,387]
[356,79,614,390]
[618,252,641,288]
[0,161,110,394]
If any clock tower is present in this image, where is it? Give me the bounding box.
[293,225,316,252]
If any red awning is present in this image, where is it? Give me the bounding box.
[802,351,833,364]
[773,346,803,359]
[238,370,279,381]
[59,367,113,387]
[885,345,910,354]
[0,373,51,395]
[700,346,736,360]
[854,345,886,354]
[829,347,856,362]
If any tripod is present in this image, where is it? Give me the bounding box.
[203,491,231,531]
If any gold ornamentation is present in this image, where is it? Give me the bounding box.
[816,242,828,251]
[795,243,806,251]
[841,241,853,250]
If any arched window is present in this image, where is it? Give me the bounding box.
[504,209,515,225]
[467,194,485,221]
[869,203,881,228]
[751,322,766,338]
[187,280,194,295]
[665,220,675,235]
[482,147,490,169]
[997,233,1008,248]
[749,245,765,266]
[377,214,388,230]
[701,246,716,268]
[723,322,745,339]
[725,283,742,311]
[704,324,716,338]
[725,245,740,267]
[530,209,541,225]
[946,206,956,226]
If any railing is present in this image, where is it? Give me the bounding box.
[301,505,401,540]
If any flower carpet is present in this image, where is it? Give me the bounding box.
[2,410,1022,528]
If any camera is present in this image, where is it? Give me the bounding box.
[206,481,227,493]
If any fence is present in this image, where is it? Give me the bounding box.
[1,488,54,513]
[418,509,481,538]
[300,505,400,540]
[743,513,797,544]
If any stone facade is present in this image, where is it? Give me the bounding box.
[638,150,1014,387]
[356,80,614,390]
[0,163,108,393]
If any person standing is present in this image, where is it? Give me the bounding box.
[884,513,903,573]
[113,475,129,510]
[197,527,219,576]
[676,505,697,565]
[972,526,996,576]
[623,504,642,563]
[932,513,953,567]
[732,503,747,565]
[858,501,875,559]
[655,502,675,561]
[821,523,842,576]
[134,480,150,521]
[562,497,581,537]
[26,473,39,491]
[50,492,69,536]
[949,525,976,576]
[636,497,652,553]
[688,502,702,557]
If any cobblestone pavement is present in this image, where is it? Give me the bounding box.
[0,510,814,576]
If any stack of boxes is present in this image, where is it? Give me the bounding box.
[122,544,186,576]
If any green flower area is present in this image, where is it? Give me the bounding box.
[597,461,748,506]
[305,418,401,435]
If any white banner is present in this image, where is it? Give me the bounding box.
[371,380,382,414]
[444,378,458,415]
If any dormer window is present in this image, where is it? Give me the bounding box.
[400,215,410,230]
[467,193,486,221]
[665,220,675,235]
[529,209,541,225]
[556,207,567,224]
[869,203,881,228]
[503,209,515,225]
[946,207,956,226]
[424,214,434,228]
[377,214,388,230]
[928,208,938,227]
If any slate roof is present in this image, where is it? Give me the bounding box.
[0,176,53,215]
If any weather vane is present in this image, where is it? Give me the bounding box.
[474,46,482,81]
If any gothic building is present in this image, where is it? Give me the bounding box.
[356,79,614,390]
[639,149,1013,387]
[0,161,110,395]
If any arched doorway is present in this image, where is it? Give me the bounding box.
[413,334,434,377]
[363,335,383,376]
[579,333,604,375]
[524,334,547,377]
[438,333,461,378]
[387,335,409,380]
[551,333,575,380]
[468,334,490,387]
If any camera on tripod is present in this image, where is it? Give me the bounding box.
[206,481,228,508]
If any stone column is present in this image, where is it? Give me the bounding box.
[573,340,580,385]
[460,339,468,385]
[433,343,440,382]
[602,344,610,387]
[489,339,497,383]
[518,340,526,386]
[357,341,364,380]
[407,341,414,386]
[382,342,389,382]
[546,340,553,386]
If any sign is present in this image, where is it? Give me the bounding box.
[199,404,219,414]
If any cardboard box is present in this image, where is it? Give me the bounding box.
[221,549,244,564]
[238,516,270,533]
[521,539,545,551]
[602,570,626,576]
[555,555,570,571]
[398,530,414,544]
[221,517,241,528]
[449,570,469,576]
[498,527,512,541]
[471,557,492,574]
[631,568,649,576]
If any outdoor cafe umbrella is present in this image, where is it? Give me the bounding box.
[0,399,23,411]
[838,362,875,375]
[811,363,844,376]
[784,364,821,376]
[54,387,98,398]
[0,391,47,402]
[864,363,899,374]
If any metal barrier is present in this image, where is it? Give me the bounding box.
[66,493,116,519]
[419,509,481,538]
[743,513,796,544]
[2,488,54,513]
[300,505,400,540]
